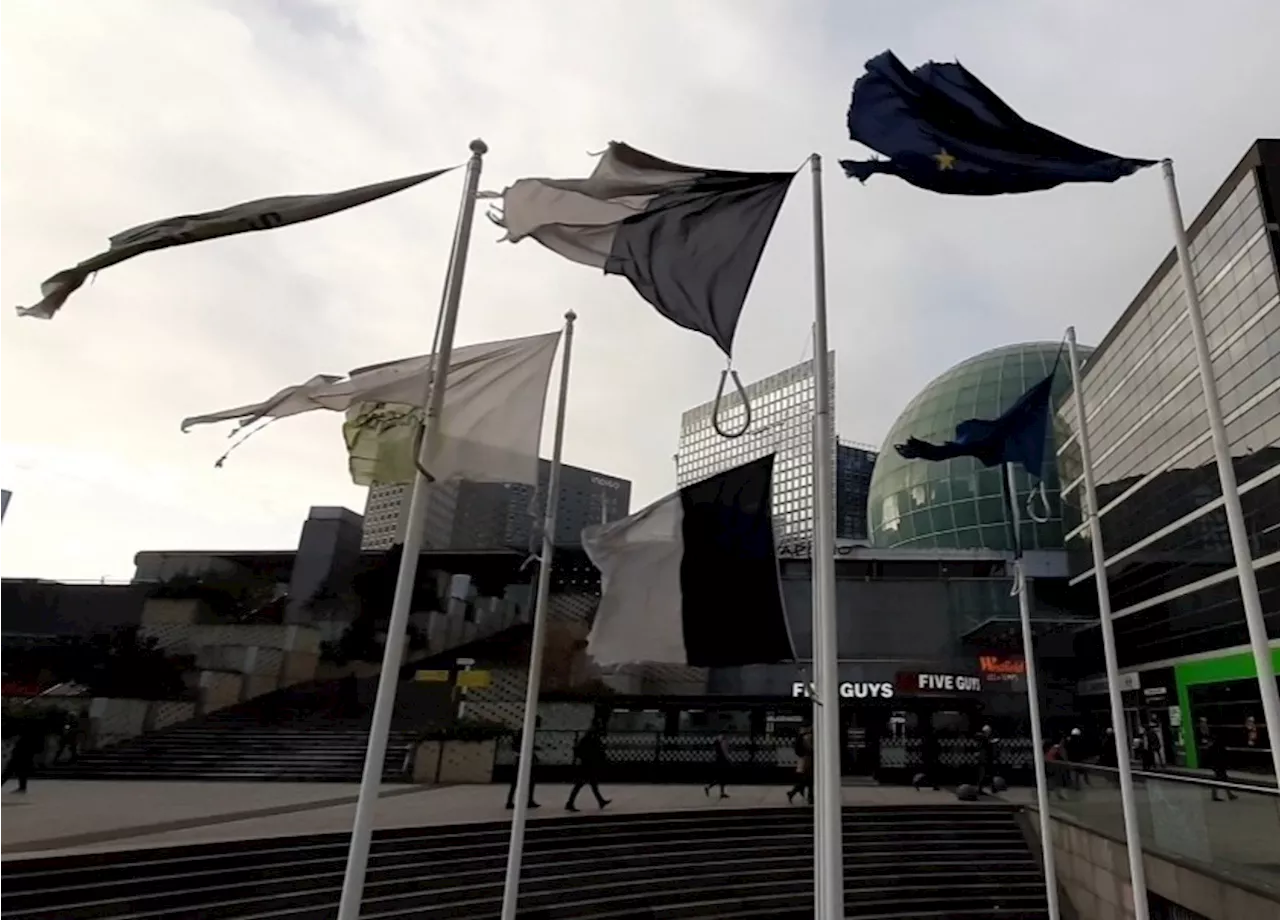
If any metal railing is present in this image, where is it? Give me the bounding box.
[1047,761,1280,899]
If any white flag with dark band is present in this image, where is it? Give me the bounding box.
[491,143,794,356]
[182,330,561,488]
[584,454,793,667]
[17,166,456,319]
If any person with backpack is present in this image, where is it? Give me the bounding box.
[787,727,813,804]
[565,723,610,811]
[704,733,732,799]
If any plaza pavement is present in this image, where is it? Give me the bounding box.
[1,780,971,858]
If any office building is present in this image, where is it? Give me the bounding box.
[361,461,631,551]
[1059,139,1280,772]
[836,441,876,542]
[677,355,834,545]
[868,342,1090,552]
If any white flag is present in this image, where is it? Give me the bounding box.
[17,167,456,320]
[182,331,562,487]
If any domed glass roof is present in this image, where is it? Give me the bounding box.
[868,341,1092,551]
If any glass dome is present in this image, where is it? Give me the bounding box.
[868,341,1093,551]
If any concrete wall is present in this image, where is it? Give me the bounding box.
[1028,810,1280,920]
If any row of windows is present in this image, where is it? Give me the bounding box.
[1059,161,1280,619]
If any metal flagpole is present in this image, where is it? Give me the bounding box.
[499,309,578,920]
[1003,464,1061,920]
[808,152,844,920]
[1065,327,1150,920]
[1161,160,1280,779]
[336,139,488,920]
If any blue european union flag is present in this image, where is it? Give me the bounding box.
[840,51,1156,195]
[895,372,1056,480]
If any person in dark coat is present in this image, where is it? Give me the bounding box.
[505,717,542,810]
[787,727,813,804]
[1196,717,1238,801]
[704,733,732,799]
[974,725,996,794]
[566,724,610,811]
[3,714,46,794]
[914,728,941,791]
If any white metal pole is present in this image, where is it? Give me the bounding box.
[1161,160,1280,779]
[1004,464,1061,920]
[808,152,844,920]
[499,310,578,920]
[1065,327,1150,920]
[336,139,488,920]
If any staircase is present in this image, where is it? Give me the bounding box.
[0,805,1049,919]
[39,717,418,783]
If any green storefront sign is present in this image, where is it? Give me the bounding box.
[1174,647,1280,768]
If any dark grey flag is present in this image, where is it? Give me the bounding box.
[492,143,794,356]
[17,166,456,319]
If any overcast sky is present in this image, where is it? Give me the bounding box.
[2,0,1277,580]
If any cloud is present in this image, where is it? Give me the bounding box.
[2,0,1277,578]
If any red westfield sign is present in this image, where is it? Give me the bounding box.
[978,655,1025,681]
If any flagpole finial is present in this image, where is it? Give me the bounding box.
[564,310,577,323]
[470,139,488,156]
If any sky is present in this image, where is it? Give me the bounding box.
[1,0,1278,581]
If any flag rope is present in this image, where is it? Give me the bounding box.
[710,365,752,438]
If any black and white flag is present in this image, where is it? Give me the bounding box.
[17,166,456,319]
[583,454,793,667]
[491,143,794,356]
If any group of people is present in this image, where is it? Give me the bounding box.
[505,718,613,812]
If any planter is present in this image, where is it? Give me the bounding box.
[412,739,496,784]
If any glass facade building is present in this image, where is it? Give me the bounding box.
[836,441,877,542]
[1060,140,1280,770]
[868,342,1091,552]
[677,355,834,545]
[361,462,631,551]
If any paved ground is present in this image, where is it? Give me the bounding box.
[1,781,972,858]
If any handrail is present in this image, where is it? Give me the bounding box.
[1057,759,1278,796]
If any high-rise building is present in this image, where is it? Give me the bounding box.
[676,355,835,545]
[360,461,631,551]
[1061,139,1280,770]
[836,441,876,542]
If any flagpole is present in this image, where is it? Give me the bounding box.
[808,152,844,920]
[1065,327,1150,920]
[1003,464,1060,920]
[499,310,577,920]
[336,139,488,920]
[1161,160,1280,779]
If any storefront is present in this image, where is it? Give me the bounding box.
[1175,648,1279,773]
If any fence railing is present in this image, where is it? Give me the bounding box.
[1047,761,1280,899]
[491,730,1038,784]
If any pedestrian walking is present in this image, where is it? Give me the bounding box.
[1196,717,1238,801]
[704,733,732,799]
[973,725,995,794]
[3,714,45,794]
[913,728,940,791]
[506,716,542,810]
[787,727,813,804]
[566,723,610,811]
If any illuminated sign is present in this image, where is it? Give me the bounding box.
[917,673,982,693]
[791,681,895,700]
[978,655,1025,682]
[591,476,624,490]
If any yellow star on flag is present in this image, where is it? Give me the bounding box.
[933,149,957,170]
